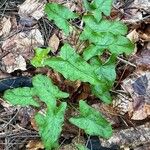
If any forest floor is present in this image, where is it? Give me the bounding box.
[0,0,150,150]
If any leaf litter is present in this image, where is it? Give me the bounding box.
[0,0,150,149]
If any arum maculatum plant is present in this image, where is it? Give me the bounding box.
[3,0,134,149]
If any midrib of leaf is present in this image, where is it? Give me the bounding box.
[66,59,98,83]
[45,57,100,85]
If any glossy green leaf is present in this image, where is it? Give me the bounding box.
[32,74,69,108]
[35,102,67,150]
[69,100,112,138]
[45,3,78,35]
[83,0,112,21]
[3,87,39,107]
[31,47,51,67]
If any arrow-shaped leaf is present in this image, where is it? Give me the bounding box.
[69,100,112,138]
[35,102,67,150]
[3,87,39,107]
[45,3,78,35]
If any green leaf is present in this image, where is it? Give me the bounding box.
[80,25,115,46]
[35,102,67,150]
[80,15,134,59]
[33,44,114,103]
[83,44,105,61]
[83,0,113,21]
[31,47,51,67]
[109,36,135,55]
[91,85,112,104]
[45,3,78,35]
[3,74,69,150]
[94,55,116,87]
[32,74,69,108]
[3,87,40,107]
[69,100,112,138]
[83,15,127,35]
[44,44,99,85]
[91,55,116,104]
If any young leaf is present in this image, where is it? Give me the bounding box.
[35,102,67,150]
[45,3,78,35]
[69,100,112,138]
[3,87,40,107]
[32,74,69,108]
[83,0,112,21]
[31,47,51,67]
[80,16,134,59]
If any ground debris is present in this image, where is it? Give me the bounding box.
[122,71,150,120]
[100,122,150,149]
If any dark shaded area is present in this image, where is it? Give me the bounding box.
[0,76,32,91]
[86,136,119,150]
[132,75,148,95]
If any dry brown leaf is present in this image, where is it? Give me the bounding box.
[18,0,46,21]
[136,50,150,70]
[48,34,60,53]
[127,29,139,43]
[113,93,132,115]
[30,116,38,131]
[48,0,64,3]
[131,104,149,120]
[1,53,26,73]
[26,140,44,150]
[1,28,43,73]
[138,24,150,42]
[0,17,11,37]
[123,0,150,22]
[122,71,150,120]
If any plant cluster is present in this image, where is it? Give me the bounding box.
[3,0,134,150]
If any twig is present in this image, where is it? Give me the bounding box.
[117,56,136,67]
